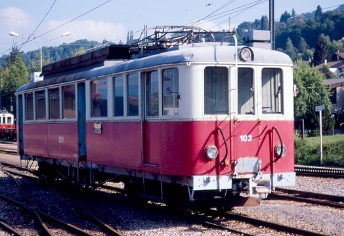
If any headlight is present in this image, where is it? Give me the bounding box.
[205,146,218,160]
[239,47,252,62]
[274,144,287,157]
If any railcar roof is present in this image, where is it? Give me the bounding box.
[16,43,292,93]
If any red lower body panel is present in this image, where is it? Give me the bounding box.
[23,122,79,161]
[85,120,294,177]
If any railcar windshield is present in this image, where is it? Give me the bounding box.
[204,67,228,115]
[262,68,283,114]
[238,68,254,115]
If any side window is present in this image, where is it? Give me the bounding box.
[262,68,283,114]
[113,76,124,116]
[62,85,76,119]
[25,92,34,120]
[145,71,159,116]
[162,68,179,116]
[7,117,12,124]
[35,90,46,120]
[238,68,254,115]
[49,87,60,119]
[127,73,139,116]
[204,67,228,115]
[91,78,108,117]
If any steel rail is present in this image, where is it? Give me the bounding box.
[0,218,23,236]
[0,192,92,236]
[269,188,344,208]
[4,170,53,236]
[222,211,327,236]
[295,164,344,177]
[4,166,124,236]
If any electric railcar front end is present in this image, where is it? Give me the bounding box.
[163,45,296,202]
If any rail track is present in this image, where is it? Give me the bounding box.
[1,163,331,236]
[0,165,123,236]
[269,187,344,209]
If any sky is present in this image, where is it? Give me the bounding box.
[0,0,342,55]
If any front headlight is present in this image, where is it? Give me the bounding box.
[275,144,287,157]
[205,146,218,160]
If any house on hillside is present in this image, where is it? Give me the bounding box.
[316,51,344,78]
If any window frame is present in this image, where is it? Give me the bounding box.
[162,68,180,117]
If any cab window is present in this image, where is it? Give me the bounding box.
[204,67,228,115]
[238,68,254,115]
[262,68,283,114]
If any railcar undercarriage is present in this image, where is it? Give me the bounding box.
[20,154,294,209]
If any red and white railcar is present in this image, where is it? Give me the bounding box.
[16,28,295,208]
[0,109,16,140]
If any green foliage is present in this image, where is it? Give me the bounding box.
[260,15,268,30]
[0,39,103,71]
[274,6,344,55]
[284,38,298,61]
[315,5,323,19]
[280,11,291,23]
[313,34,330,66]
[294,60,334,133]
[295,135,344,167]
[298,37,308,54]
[0,47,29,115]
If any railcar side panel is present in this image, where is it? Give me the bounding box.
[47,123,79,160]
[85,121,142,167]
[23,123,49,156]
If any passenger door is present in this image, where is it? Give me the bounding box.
[141,71,159,165]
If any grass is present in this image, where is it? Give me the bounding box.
[295,134,344,167]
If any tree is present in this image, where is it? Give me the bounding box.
[0,47,29,115]
[313,34,330,66]
[294,60,334,134]
[298,37,308,54]
[260,15,269,30]
[284,38,298,61]
[315,5,322,20]
[280,11,291,23]
[302,49,314,61]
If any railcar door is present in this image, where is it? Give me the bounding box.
[17,94,24,153]
[233,68,261,172]
[77,83,86,159]
[140,71,159,166]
